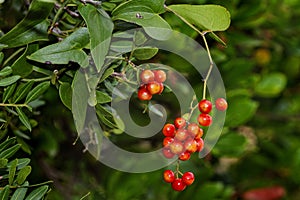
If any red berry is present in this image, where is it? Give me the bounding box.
[163,170,175,183]
[162,124,176,137]
[187,123,201,138]
[153,70,167,83]
[197,113,212,126]
[158,82,164,94]
[182,172,195,186]
[184,138,198,153]
[174,117,186,129]
[172,178,186,191]
[215,98,228,111]
[147,81,161,95]
[140,69,155,84]
[179,151,191,161]
[137,87,152,101]
[162,147,175,159]
[163,137,174,147]
[195,138,204,152]
[169,140,184,155]
[198,99,212,114]
[175,129,189,141]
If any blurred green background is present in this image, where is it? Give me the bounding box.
[1,0,300,199]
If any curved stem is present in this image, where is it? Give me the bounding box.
[0,103,30,109]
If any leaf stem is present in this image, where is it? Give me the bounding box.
[0,103,30,109]
[21,76,52,82]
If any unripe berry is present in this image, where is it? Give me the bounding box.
[147,81,161,95]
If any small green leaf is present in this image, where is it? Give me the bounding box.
[13,81,34,103]
[27,28,89,67]
[255,73,287,97]
[0,137,16,152]
[2,83,17,102]
[17,138,32,155]
[213,132,247,157]
[16,107,32,131]
[79,5,114,72]
[112,0,165,15]
[0,0,54,48]
[168,4,231,31]
[16,166,32,185]
[133,47,158,60]
[25,81,50,103]
[96,91,112,104]
[8,159,18,185]
[0,144,21,159]
[0,66,13,77]
[99,67,114,83]
[0,75,21,87]
[11,44,38,77]
[0,185,10,200]
[0,158,8,168]
[11,182,29,200]
[24,185,48,200]
[59,82,72,110]
[0,52,4,65]
[7,158,31,170]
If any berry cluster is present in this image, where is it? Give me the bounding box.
[162,97,228,191]
[163,170,195,191]
[137,69,166,101]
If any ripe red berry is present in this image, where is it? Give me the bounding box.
[162,147,175,159]
[184,138,198,153]
[215,98,228,111]
[137,87,152,101]
[174,117,186,129]
[172,178,186,191]
[147,81,161,95]
[140,69,155,84]
[153,70,167,83]
[197,113,212,126]
[162,124,176,137]
[195,138,204,152]
[169,140,184,155]
[175,129,189,141]
[187,123,201,138]
[182,172,195,186]
[163,137,174,147]
[163,170,175,183]
[158,82,164,94]
[179,151,191,161]
[198,99,212,114]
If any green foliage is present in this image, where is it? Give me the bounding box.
[0,0,299,199]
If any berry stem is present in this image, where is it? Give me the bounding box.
[186,95,198,122]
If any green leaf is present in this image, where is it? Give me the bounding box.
[112,0,165,15]
[99,67,114,83]
[16,166,32,185]
[2,83,17,102]
[11,182,29,200]
[0,52,4,64]
[0,185,10,200]
[133,47,158,60]
[255,73,287,97]
[59,82,72,110]
[96,91,112,104]
[0,137,16,152]
[225,97,258,127]
[72,70,89,135]
[25,81,50,103]
[0,0,54,48]
[16,107,32,131]
[13,81,34,103]
[7,158,31,170]
[11,44,38,77]
[113,11,171,40]
[0,158,8,168]
[168,4,231,31]
[0,66,13,77]
[213,132,247,157]
[8,159,18,185]
[0,75,21,87]
[78,5,114,72]
[0,144,21,159]
[24,185,48,200]
[27,28,89,67]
